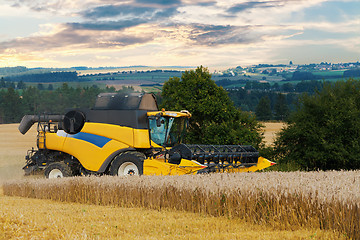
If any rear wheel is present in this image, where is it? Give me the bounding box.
[44,162,73,178]
[110,152,145,176]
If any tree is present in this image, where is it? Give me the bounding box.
[0,78,5,88]
[17,80,26,89]
[6,81,15,89]
[1,88,23,123]
[292,71,316,81]
[282,83,294,92]
[343,68,360,78]
[274,93,289,120]
[37,83,44,90]
[274,79,360,170]
[161,66,263,147]
[255,96,272,121]
[22,86,40,115]
[272,82,280,91]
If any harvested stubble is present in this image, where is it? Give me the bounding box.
[3,171,360,239]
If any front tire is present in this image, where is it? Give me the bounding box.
[110,152,145,176]
[44,162,73,178]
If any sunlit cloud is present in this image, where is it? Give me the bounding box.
[0,0,359,67]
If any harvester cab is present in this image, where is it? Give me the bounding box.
[19,92,275,178]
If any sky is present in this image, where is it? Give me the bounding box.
[0,0,359,69]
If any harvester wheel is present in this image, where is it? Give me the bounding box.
[44,162,73,178]
[110,152,145,176]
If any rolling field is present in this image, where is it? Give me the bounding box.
[0,123,357,239]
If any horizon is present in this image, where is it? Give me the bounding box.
[0,0,359,68]
[1,60,359,71]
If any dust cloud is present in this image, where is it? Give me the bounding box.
[0,124,37,183]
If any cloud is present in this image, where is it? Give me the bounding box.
[227,1,280,14]
[80,4,179,20]
[81,5,154,19]
[0,24,154,54]
[94,35,154,48]
[0,0,359,67]
[69,19,146,31]
[135,0,182,6]
[9,0,75,13]
[77,4,179,30]
[187,24,252,45]
[195,1,217,7]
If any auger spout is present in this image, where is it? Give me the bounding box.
[18,115,64,135]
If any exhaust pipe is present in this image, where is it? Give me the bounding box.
[18,115,64,135]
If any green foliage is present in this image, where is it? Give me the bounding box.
[343,68,360,78]
[274,93,289,121]
[4,71,78,83]
[255,96,272,121]
[161,66,263,147]
[292,71,317,80]
[17,80,26,89]
[0,78,6,88]
[0,84,134,123]
[1,88,23,123]
[274,79,360,170]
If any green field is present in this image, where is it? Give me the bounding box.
[79,71,182,83]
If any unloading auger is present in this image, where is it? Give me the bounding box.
[19,92,275,178]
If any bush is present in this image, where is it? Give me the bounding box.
[274,79,360,170]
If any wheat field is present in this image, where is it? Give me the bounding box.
[3,172,359,239]
[1,123,357,239]
[261,122,285,146]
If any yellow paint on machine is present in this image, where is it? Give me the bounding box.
[216,157,276,173]
[43,132,66,151]
[62,138,130,172]
[143,158,205,175]
[82,122,151,149]
[81,122,134,146]
[133,129,151,148]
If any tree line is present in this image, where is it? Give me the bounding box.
[0,84,134,124]
[2,72,78,83]
[224,80,325,121]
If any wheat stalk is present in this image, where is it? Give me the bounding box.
[3,171,359,239]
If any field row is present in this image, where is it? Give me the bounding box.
[3,171,359,239]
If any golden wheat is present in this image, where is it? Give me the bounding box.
[1,194,343,240]
[3,171,359,239]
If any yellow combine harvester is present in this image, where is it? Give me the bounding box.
[19,93,275,178]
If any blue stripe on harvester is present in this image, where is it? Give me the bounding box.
[70,132,112,148]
